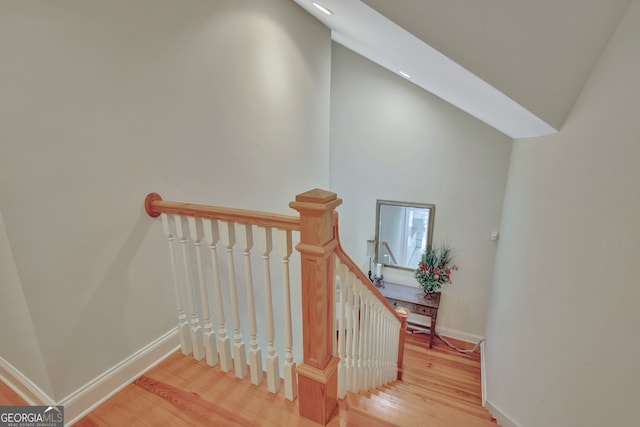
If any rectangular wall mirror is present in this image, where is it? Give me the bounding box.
[374,200,435,271]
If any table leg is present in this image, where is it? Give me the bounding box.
[429,316,436,348]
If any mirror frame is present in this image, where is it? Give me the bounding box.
[374,199,436,272]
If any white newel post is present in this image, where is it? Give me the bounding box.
[219,221,247,379]
[203,219,233,372]
[257,227,280,393]
[174,215,204,361]
[188,217,218,366]
[237,224,262,386]
[277,228,297,401]
[160,213,192,355]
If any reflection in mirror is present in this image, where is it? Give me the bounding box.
[375,200,435,271]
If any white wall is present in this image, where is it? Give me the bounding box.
[330,44,512,338]
[0,0,330,401]
[485,1,640,425]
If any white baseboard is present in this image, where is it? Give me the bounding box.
[485,400,520,427]
[435,326,485,345]
[60,328,179,426]
[0,357,55,405]
[480,341,486,407]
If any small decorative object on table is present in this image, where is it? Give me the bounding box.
[415,243,458,299]
[366,240,384,287]
[372,262,384,288]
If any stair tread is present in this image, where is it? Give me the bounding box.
[387,380,482,406]
[339,332,498,426]
[371,386,494,420]
[345,391,497,427]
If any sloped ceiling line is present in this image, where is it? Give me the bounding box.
[294,0,630,139]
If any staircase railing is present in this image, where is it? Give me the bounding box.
[144,188,407,425]
[144,192,299,400]
[333,219,408,399]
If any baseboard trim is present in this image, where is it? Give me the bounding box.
[60,328,179,426]
[485,400,520,427]
[435,326,485,345]
[480,341,486,407]
[0,357,55,405]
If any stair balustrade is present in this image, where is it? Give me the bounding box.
[144,189,403,425]
[333,220,406,398]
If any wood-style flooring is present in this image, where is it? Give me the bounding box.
[1,332,498,426]
[0,380,28,406]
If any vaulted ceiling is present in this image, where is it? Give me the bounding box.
[294,0,631,138]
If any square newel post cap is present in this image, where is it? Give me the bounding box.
[291,188,342,206]
[290,189,342,245]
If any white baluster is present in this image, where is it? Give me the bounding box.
[375,304,381,386]
[363,296,371,389]
[331,253,337,359]
[174,215,204,361]
[372,302,379,388]
[219,221,247,379]
[160,213,192,355]
[352,276,361,392]
[361,293,371,390]
[188,217,218,366]
[382,310,391,384]
[277,229,297,400]
[388,316,393,379]
[373,304,381,387]
[237,224,262,386]
[357,282,369,390]
[336,260,348,398]
[371,302,378,386]
[202,219,233,372]
[380,309,390,384]
[389,318,397,382]
[346,270,356,392]
[393,322,406,378]
[372,306,385,387]
[257,227,279,393]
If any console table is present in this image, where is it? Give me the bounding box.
[379,282,440,348]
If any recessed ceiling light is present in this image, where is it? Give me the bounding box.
[312,2,334,16]
[399,71,411,79]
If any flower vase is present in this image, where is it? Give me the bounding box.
[424,289,435,300]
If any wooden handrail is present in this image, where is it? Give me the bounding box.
[381,241,398,265]
[333,215,403,324]
[144,193,300,231]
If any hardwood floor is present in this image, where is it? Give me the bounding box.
[347,332,497,426]
[1,332,497,426]
[0,381,28,406]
